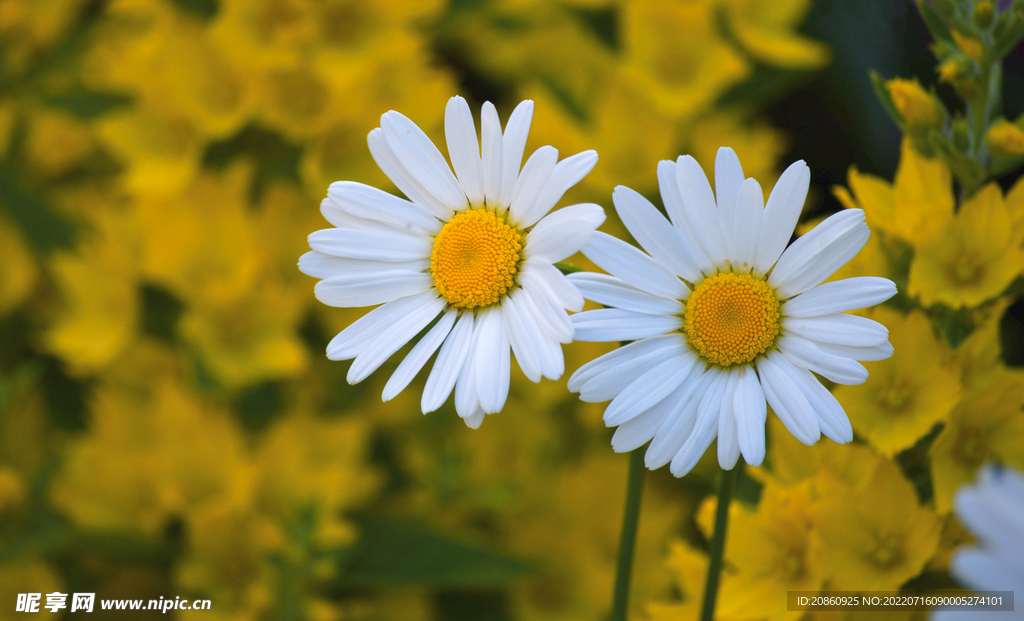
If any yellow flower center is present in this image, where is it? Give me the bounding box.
[430,209,523,309]
[683,273,780,367]
[867,533,904,568]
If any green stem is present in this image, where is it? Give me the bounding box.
[699,463,741,621]
[611,448,645,621]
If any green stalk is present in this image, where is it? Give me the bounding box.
[610,448,645,621]
[699,464,740,621]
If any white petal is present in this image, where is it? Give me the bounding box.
[578,337,685,403]
[568,333,684,392]
[508,146,558,227]
[481,102,503,210]
[516,150,599,228]
[645,368,714,469]
[714,147,745,249]
[726,178,764,272]
[327,181,441,235]
[675,155,728,267]
[455,318,483,419]
[658,160,715,275]
[346,295,446,383]
[816,341,894,362]
[519,270,574,342]
[499,100,534,209]
[732,366,767,467]
[315,271,433,308]
[367,128,453,220]
[950,548,1022,593]
[582,232,688,300]
[670,368,728,477]
[611,399,674,453]
[782,313,889,348]
[522,260,585,312]
[320,196,399,232]
[572,308,682,342]
[380,110,468,210]
[421,312,474,412]
[526,203,605,263]
[298,251,428,280]
[752,159,810,275]
[308,228,431,263]
[516,287,567,380]
[717,369,742,469]
[756,351,821,445]
[474,306,511,414]
[462,403,487,429]
[383,310,457,402]
[784,363,854,443]
[768,209,870,299]
[445,96,485,207]
[502,294,542,383]
[782,277,897,317]
[326,290,441,360]
[567,273,683,316]
[613,185,703,283]
[777,334,869,385]
[604,352,700,426]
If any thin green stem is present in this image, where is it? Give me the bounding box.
[699,463,741,621]
[610,448,645,621]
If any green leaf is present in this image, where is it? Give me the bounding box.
[0,166,77,253]
[42,91,133,119]
[335,519,533,588]
[917,0,954,44]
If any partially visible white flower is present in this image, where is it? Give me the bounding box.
[931,464,1024,620]
[300,96,604,428]
[568,148,896,476]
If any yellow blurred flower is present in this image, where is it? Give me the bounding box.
[42,210,139,373]
[835,309,961,457]
[985,118,1024,157]
[0,214,37,316]
[621,0,749,120]
[50,379,250,535]
[137,164,259,306]
[696,480,824,621]
[95,102,203,200]
[810,455,941,591]
[179,279,309,389]
[0,561,64,612]
[25,109,95,178]
[0,465,26,513]
[952,300,1024,390]
[834,138,954,244]
[645,542,709,621]
[908,182,1024,308]
[252,413,379,521]
[886,77,946,129]
[951,29,984,62]
[720,0,830,69]
[929,378,1024,513]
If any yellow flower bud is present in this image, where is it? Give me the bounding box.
[886,77,946,129]
[952,29,984,61]
[0,467,25,512]
[985,119,1024,156]
[938,60,961,83]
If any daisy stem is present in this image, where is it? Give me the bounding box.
[610,448,645,621]
[699,463,740,621]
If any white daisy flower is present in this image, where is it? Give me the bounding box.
[932,464,1024,620]
[300,96,604,429]
[567,148,896,476]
